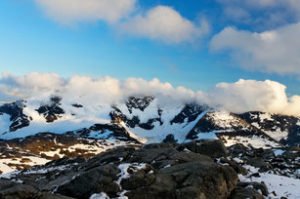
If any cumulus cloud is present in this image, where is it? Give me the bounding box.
[210,23,300,75]
[34,1,206,43]
[35,0,137,24]
[217,0,300,28]
[119,6,210,43]
[217,79,300,116]
[1,73,300,116]
[205,79,300,115]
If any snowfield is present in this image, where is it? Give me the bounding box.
[240,166,300,199]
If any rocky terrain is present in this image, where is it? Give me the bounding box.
[0,96,300,198]
[0,140,299,199]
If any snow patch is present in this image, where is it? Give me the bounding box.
[222,135,280,148]
[0,162,15,175]
[273,149,285,156]
[90,193,110,199]
[117,163,147,185]
[0,113,11,133]
[264,128,288,142]
[240,166,300,199]
[197,132,218,140]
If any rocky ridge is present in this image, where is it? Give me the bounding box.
[1,140,299,199]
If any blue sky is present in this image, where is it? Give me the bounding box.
[0,0,300,94]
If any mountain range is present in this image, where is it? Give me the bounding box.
[1,95,299,145]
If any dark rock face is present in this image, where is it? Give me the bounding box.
[238,111,300,146]
[125,96,154,114]
[163,134,177,144]
[36,96,65,123]
[186,112,261,140]
[71,103,83,108]
[287,125,300,146]
[110,107,138,128]
[110,104,163,130]
[67,122,142,143]
[170,104,206,125]
[110,96,163,131]
[88,123,139,142]
[0,142,239,199]
[0,100,31,132]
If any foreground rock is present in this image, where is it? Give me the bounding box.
[0,141,240,199]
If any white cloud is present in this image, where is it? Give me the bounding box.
[119,6,209,43]
[0,72,64,99]
[123,78,198,104]
[205,79,300,115]
[35,0,137,24]
[34,1,207,43]
[210,23,300,75]
[1,73,300,116]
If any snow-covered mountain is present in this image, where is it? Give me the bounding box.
[1,95,299,147]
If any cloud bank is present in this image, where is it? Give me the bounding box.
[1,73,300,116]
[210,23,300,75]
[0,73,198,107]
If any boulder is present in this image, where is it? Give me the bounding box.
[230,182,268,199]
[125,161,238,199]
[230,186,264,199]
[0,180,38,199]
[56,165,120,199]
[128,145,213,169]
[180,140,227,158]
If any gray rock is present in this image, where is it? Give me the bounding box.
[125,161,238,199]
[230,182,267,199]
[181,140,227,158]
[56,165,120,198]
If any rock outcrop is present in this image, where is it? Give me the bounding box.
[0,141,243,199]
